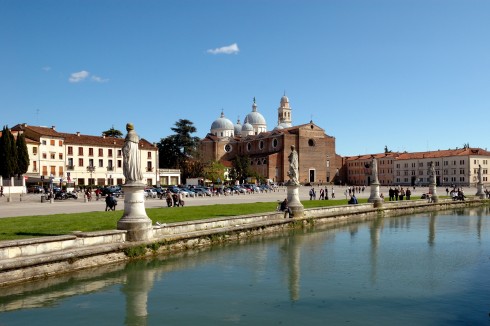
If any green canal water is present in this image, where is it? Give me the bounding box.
[0,207,489,325]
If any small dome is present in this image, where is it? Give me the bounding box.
[211,112,234,131]
[242,122,253,132]
[234,118,242,136]
[277,122,292,129]
[281,95,289,104]
[273,125,284,131]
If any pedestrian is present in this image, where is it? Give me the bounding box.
[319,188,324,200]
[406,188,411,200]
[0,186,3,197]
[331,187,335,198]
[325,187,329,200]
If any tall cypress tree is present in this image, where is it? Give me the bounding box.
[0,126,5,178]
[16,133,29,178]
[0,126,16,179]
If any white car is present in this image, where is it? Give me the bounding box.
[144,189,158,199]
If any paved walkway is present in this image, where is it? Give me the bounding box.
[0,185,473,219]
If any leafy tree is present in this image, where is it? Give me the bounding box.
[15,133,29,178]
[102,127,123,138]
[0,126,16,179]
[203,160,226,184]
[157,119,201,182]
[230,155,252,184]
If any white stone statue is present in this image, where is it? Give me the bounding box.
[427,161,435,184]
[478,164,483,183]
[287,145,299,185]
[123,123,143,183]
[371,157,378,183]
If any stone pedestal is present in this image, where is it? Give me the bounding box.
[429,182,438,203]
[117,182,153,241]
[368,181,383,207]
[476,182,485,199]
[286,184,304,218]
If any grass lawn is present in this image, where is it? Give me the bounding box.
[0,196,427,241]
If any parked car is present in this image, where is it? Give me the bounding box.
[144,188,158,199]
[27,185,44,193]
[193,187,212,196]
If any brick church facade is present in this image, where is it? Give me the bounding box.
[199,95,342,184]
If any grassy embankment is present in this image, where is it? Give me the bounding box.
[0,197,427,241]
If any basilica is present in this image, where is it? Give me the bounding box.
[199,95,343,184]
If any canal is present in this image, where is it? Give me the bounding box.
[0,207,489,325]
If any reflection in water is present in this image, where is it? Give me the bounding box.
[0,207,488,325]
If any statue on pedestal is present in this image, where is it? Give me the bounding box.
[371,157,379,183]
[123,123,143,183]
[287,145,299,185]
[478,164,483,184]
[427,161,436,184]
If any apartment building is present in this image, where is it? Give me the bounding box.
[343,152,399,186]
[12,124,160,187]
[394,147,490,187]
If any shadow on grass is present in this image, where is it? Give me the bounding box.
[15,232,63,237]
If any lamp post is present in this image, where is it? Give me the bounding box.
[87,166,96,186]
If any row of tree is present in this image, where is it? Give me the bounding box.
[0,126,29,181]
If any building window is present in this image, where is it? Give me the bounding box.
[272,138,278,148]
[116,150,120,157]
[308,139,315,147]
[68,146,73,155]
[89,148,94,156]
[460,160,465,165]
[33,161,37,172]
[147,151,152,159]
[460,169,465,174]
[327,160,330,168]
[224,144,232,152]
[89,159,94,167]
[42,153,47,159]
[42,140,46,145]
[50,139,55,146]
[247,143,251,151]
[259,140,264,150]
[33,147,37,155]
[59,153,63,160]
[78,147,83,155]
[99,159,103,168]
[117,160,122,168]
[108,149,113,157]
[99,148,103,156]
[79,158,84,167]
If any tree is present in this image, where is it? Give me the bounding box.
[157,119,201,182]
[203,160,226,184]
[15,133,29,178]
[102,127,123,138]
[0,126,16,179]
[230,155,252,184]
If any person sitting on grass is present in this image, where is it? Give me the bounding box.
[348,194,358,205]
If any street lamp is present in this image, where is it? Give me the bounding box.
[87,166,96,186]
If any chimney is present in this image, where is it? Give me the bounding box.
[76,132,80,136]
[51,126,56,130]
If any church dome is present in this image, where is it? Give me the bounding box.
[277,122,292,129]
[244,99,267,132]
[211,112,234,131]
[280,95,289,104]
[273,125,284,131]
[234,118,242,136]
[242,121,253,132]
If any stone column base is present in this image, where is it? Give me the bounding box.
[286,183,304,218]
[476,183,485,199]
[117,182,153,241]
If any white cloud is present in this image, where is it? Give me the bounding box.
[207,43,239,55]
[69,70,90,83]
[91,75,109,83]
[42,66,51,72]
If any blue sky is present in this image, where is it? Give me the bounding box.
[1,0,489,156]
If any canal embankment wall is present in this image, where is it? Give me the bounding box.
[0,198,486,287]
